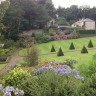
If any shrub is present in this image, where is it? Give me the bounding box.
[3,68,31,87]
[20,71,81,96]
[69,42,75,50]
[0,55,7,62]
[88,40,93,48]
[57,48,64,56]
[63,59,77,69]
[81,46,88,53]
[36,34,52,43]
[50,45,56,52]
[77,73,96,96]
[86,54,96,77]
[31,32,36,37]
[26,43,38,67]
[3,40,15,49]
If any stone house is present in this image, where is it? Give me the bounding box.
[72,18,96,30]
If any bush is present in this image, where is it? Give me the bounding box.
[50,45,56,52]
[3,40,15,49]
[81,46,88,53]
[77,30,96,34]
[20,71,80,96]
[36,34,52,43]
[63,59,77,68]
[57,48,64,56]
[88,40,93,48]
[31,32,36,37]
[69,42,75,50]
[26,44,38,67]
[0,55,7,62]
[3,68,31,87]
[77,73,96,96]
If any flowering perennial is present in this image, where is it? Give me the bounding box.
[0,84,24,96]
[33,62,84,80]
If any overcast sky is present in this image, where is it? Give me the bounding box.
[52,0,96,8]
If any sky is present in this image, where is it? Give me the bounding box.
[52,0,96,8]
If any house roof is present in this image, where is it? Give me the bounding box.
[78,18,95,23]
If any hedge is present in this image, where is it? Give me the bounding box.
[77,30,96,34]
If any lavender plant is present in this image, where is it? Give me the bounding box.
[0,84,24,96]
[33,62,84,80]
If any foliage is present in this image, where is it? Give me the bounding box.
[88,40,93,48]
[57,47,64,56]
[52,34,80,41]
[31,32,36,37]
[0,84,24,96]
[57,17,69,25]
[63,59,77,68]
[20,63,83,96]
[36,34,52,43]
[81,46,88,53]
[77,73,96,96]
[0,55,7,62]
[3,39,15,49]
[69,42,75,50]
[50,45,56,52]
[86,54,96,77]
[25,43,38,67]
[77,30,96,34]
[3,68,31,87]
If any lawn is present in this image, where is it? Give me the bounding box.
[18,37,96,74]
[19,36,96,56]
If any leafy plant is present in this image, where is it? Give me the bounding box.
[57,47,64,56]
[50,45,56,52]
[88,40,93,48]
[81,46,88,53]
[3,68,31,87]
[69,42,75,50]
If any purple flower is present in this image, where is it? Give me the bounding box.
[0,84,2,90]
[71,69,78,75]
[74,75,84,80]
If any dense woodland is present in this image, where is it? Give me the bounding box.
[0,0,96,41]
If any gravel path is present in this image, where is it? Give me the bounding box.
[0,50,24,76]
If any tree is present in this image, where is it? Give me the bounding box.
[50,45,55,52]
[57,47,64,56]
[57,17,69,25]
[69,42,75,50]
[0,0,9,34]
[88,40,93,48]
[81,46,88,53]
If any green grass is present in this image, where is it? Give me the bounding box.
[19,37,96,56]
[18,37,96,74]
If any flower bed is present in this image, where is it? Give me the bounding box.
[52,34,80,41]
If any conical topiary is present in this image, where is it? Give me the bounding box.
[69,42,75,50]
[57,47,64,56]
[81,46,88,53]
[88,40,93,48]
[32,32,36,37]
[50,45,56,52]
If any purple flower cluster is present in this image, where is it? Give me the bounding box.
[33,62,84,80]
[0,84,24,96]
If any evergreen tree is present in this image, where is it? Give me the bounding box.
[88,40,93,48]
[32,32,36,37]
[57,47,64,56]
[69,42,75,50]
[81,46,88,53]
[50,45,55,52]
